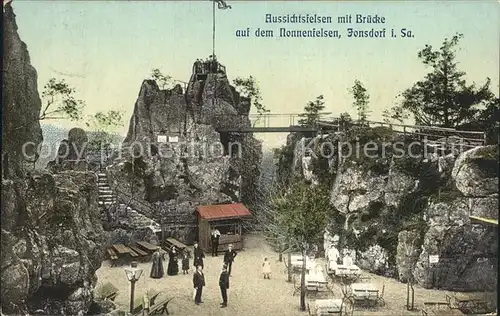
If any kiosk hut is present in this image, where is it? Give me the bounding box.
[195,203,251,252]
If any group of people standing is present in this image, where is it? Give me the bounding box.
[192,232,237,308]
[148,234,238,308]
[150,245,191,278]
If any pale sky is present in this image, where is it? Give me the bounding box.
[13,0,500,148]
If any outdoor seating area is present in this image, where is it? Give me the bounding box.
[308,298,344,315]
[106,241,158,266]
[443,293,491,314]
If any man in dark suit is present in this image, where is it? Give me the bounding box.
[223,244,237,276]
[211,227,221,257]
[219,264,230,307]
[193,242,205,269]
[192,265,205,305]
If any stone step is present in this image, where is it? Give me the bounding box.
[98,189,113,193]
[97,173,106,177]
[98,199,115,203]
[99,194,114,197]
[99,200,116,204]
[99,196,115,200]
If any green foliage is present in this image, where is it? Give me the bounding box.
[342,126,395,174]
[311,136,337,187]
[349,80,370,122]
[232,76,270,117]
[273,143,295,186]
[270,179,333,250]
[85,110,124,152]
[298,95,325,127]
[399,33,495,127]
[337,112,353,130]
[40,78,85,121]
[151,69,172,89]
[382,105,409,124]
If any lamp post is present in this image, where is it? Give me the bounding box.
[124,261,143,313]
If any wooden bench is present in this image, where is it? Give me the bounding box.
[130,245,150,261]
[132,290,161,314]
[97,282,119,301]
[149,297,174,315]
[422,302,452,316]
[164,238,187,252]
[107,247,119,266]
[128,249,139,258]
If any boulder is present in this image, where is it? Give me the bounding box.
[452,145,498,197]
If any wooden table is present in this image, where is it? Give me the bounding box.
[351,283,379,300]
[430,309,464,315]
[112,244,131,255]
[137,241,158,252]
[335,264,361,276]
[291,255,315,270]
[314,299,343,315]
[164,238,187,251]
[303,272,327,291]
[452,293,488,313]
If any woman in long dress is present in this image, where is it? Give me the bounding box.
[150,247,165,278]
[167,246,179,276]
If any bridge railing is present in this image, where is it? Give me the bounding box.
[215,112,333,129]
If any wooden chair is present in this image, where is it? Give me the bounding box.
[97,282,119,301]
[377,283,385,306]
[292,274,301,296]
[149,297,174,315]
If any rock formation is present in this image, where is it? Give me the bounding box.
[2,3,43,178]
[279,126,498,291]
[1,4,105,314]
[46,128,89,172]
[105,58,261,244]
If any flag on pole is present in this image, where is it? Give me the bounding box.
[214,0,231,10]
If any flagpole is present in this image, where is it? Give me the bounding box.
[212,0,216,58]
[212,0,216,106]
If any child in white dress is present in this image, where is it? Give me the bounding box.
[262,257,271,279]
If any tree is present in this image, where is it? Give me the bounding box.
[85,110,124,153]
[337,112,353,131]
[233,76,270,126]
[399,33,494,127]
[350,80,370,123]
[151,69,172,89]
[266,179,333,311]
[298,95,325,127]
[39,78,85,121]
[382,105,409,124]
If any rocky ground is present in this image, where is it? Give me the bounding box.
[95,234,496,315]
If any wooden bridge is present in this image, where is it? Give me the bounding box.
[215,113,487,148]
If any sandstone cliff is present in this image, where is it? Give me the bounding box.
[278,127,498,291]
[106,60,261,244]
[2,3,43,178]
[1,4,105,314]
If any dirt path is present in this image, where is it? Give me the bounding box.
[96,233,496,315]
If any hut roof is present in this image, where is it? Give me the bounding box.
[195,203,251,221]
